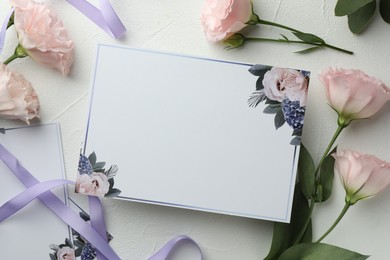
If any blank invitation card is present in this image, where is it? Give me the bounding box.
[77,44,310,222]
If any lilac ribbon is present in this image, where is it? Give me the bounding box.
[0,144,202,260]
[148,235,203,260]
[0,8,13,56]
[65,0,126,38]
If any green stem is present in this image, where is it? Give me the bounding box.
[257,18,304,34]
[292,125,345,244]
[316,203,351,243]
[3,44,28,65]
[292,198,315,245]
[245,37,352,55]
[3,54,18,65]
[315,124,345,182]
[251,18,353,55]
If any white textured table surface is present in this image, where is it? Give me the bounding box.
[1,1,390,259]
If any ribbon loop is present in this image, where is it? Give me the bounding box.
[65,0,126,38]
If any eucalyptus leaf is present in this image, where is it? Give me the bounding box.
[256,76,264,90]
[65,238,73,248]
[75,247,83,257]
[290,136,301,146]
[248,64,272,76]
[278,243,369,260]
[347,0,376,34]
[264,105,280,114]
[318,147,337,202]
[108,178,114,190]
[264,184,311,260]
[274,109,285,129]
[297,144,315,199]
[335,0,374,16]
[105,188,122,197]
[49,253,57,260]
[295,46,321,54]
[292,32,325,44]
[265,99,281,105]
[93,162,106,171]
[88,152,97,166]
[74,240,84,248]
[380,0,390,23]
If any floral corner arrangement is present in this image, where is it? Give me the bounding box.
[0,0,74,124]
[247,65,309,145]
[201,0,353,54]
[76,152,121,198]
[49,211,113,260]
[264,67,390,259]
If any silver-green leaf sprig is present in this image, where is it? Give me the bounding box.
[335,0,390,34]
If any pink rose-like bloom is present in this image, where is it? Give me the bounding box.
[76,172,110,197]
[333,149,390,205]
[0,65,39,124]
[56,246,75,260]
[201,0,253,41]
[319,68,390,126]
[11,0,74,75]
[262,67,308,106]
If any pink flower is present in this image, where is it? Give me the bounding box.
[56,246,75,260]
[11,0,74,75]
[319,68,390,126]
[0,64,39,124]
[76,172,110,197]
[201,0,253,41]
[333,149,390,205]
[262,67,308,106]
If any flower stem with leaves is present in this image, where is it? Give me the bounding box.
[224,9,353,54]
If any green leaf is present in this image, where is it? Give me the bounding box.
[248,64,272,76]
[292,32,325,44]
[105,188,122,197]
[264,184,312,260]
[290,136,301,146]
[297,144,315,199]
[93,161,106,171]
[335,0,374,16]
[300,219,313,243]
[280,34,289,41]
[347,1,377,34]
[264,105,280,114]
[75,247,83,257]
[65,238,73,248]
[265,99,280,105]
[256,77,264,90]
[380,0,390,23]
[274,109,285,129]
[278,243,369,260]
[88,152,97,166]
[318,147,337,202]
[295,46,321,54]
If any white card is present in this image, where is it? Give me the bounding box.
[0,123,70,259]
[77,44,310,222]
